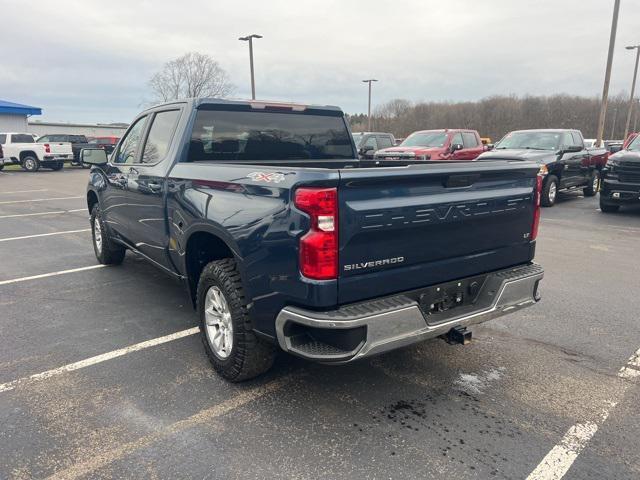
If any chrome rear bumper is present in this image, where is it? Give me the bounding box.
[275,263,543,363]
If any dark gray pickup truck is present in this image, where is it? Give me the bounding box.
[81,98,544,381]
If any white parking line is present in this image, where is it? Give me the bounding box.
[1,189,48,194]
[0,264,106,286]
[526,347,640,480]
[0,327,200,393]
[0,208,85,219]
[0,228,91,243]
[0,196,83,205]
[45,376,291,480]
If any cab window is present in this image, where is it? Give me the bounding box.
[141,110,181,164]
[377,135,393,149]
[114,116,147,164]
[462,132,478,148]
[363,136,378,150]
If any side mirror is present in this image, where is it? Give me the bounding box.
[485,144,495,151]
[80,148,108,166]
[562,145,583,153]
[450,143,464,152]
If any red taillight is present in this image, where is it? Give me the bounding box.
[531,175,542,240]
[44,143,51,153]
[294,187,338,280]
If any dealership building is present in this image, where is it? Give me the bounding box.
[0,99,41,131]
[0,99,128,138]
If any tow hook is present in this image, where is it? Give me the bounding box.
[442,326,472,345]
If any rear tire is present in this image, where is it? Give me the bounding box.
[197,258,276,382]
[90,204,126,265]
[541,175,558,207]
[22,155,40,172]
[583,170,599,197]
[50,161,64,171]
[599,197,620,213]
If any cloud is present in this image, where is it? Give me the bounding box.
[2,0,639,123]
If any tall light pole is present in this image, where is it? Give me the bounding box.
[239,34,262,100]
[362,79,378,131]
[624,45,640,139]
[596,0,621,148]
[610,107,618,139]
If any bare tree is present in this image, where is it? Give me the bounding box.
[149,52,234,102]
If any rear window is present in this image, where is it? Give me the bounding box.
[12,134,34,143]
[187,109,354,161]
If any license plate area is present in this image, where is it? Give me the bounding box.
[418,274,488,320]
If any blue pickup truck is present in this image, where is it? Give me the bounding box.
[81,98,544,382]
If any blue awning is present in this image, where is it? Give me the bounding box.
[0,100,42,116]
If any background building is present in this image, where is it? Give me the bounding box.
[0,100,42,131]
[27,121,128,138]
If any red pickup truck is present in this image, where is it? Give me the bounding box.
[374,129,484,161]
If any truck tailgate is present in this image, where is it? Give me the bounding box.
[337,161,539,304]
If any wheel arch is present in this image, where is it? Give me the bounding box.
[19,150,38,161]
[183,228,242,308]
[87,190,99,215]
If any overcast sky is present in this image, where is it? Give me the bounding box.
[2,0,639,124]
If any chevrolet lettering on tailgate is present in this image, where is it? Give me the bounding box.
[359,196,531,231]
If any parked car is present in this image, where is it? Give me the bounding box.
[477,129,608,207]
[88,136,120,155]
[37,134,92,166]
[374,129,485,161]
[600,134,640,213]
[481,137,492,145]
[82,98,544,382]
[0,132,67,171]
[351,132,395,159]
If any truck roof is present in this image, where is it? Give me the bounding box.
[509,129,580,133]
[412,129,478,134]
[140,98,343,115]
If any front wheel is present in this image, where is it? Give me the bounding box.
[197,258,276,382]
[22,155,40,172]
[599,197,620,213]
[90,204,126,264]
[541,175,558,207]
[583,171,599,197]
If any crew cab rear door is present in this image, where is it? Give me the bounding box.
[125,108,183,270]
[337,161,539,304]
[560,131,589,187]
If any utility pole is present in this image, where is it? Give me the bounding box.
[596,0,621,148]
[239,34,262,100]
[634,99,639,131]
[362,79,378,131]
[624,45,640,139]
[610,107,618,139]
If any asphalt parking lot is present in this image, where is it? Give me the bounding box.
[1,167,640,480]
